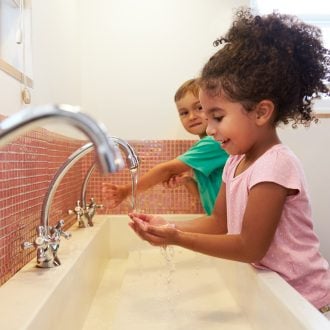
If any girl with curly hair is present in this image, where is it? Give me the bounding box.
[129,8,330,317]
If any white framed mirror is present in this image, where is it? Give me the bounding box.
[0,0,33,87]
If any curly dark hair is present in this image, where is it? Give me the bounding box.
[199,7,330,126]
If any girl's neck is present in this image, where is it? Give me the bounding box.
[236,133,281,176]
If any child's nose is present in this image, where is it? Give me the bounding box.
[206,124,214,136]
[188,111,197,120]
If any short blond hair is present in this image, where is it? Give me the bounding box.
[174,78,200,102]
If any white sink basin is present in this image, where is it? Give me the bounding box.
[0,215,328,330]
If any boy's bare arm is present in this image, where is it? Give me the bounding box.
[136,159,191,192]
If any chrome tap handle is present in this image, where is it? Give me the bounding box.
[68,200,86,228]
[85,197,103,227]
[61,230,72,239]
[35,226,51,264]
[75,201,84,216]
[54,219,65,230]
[21,225,47,250]
[21,241,35,250]
[46,220,71,267]
[21,225,54,267]
[51,220,72,240]
[87,197,95,208]
[87,197,104,210]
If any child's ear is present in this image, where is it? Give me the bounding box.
[255,100,275,125]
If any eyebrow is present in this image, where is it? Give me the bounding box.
[191,101,201,108]
[206,107,224,113]
[178,101,201,112]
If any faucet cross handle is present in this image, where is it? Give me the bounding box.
[21,225,55,267]
[50,219,72,240]
[85,197,103,227]
[68,200,86,228]
[47,220,72,266]
[87,197,104,210]
[21,225,48,250]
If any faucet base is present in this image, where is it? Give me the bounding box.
[36,261,58,268]
[78,220,87,228]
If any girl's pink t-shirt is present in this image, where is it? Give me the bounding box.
[223,144,330,309]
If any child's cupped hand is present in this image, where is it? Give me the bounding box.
[128,213,177,246]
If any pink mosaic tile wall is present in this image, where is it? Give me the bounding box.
[0,128,84,286]
[0,126,203,286]
[84,140,204,214]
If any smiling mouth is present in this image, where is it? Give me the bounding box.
[219,138,229,146]
[189,123,202,128]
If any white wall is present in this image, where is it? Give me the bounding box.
[31,0,81,107]
[279,122,330,261]
[79,0,248,140]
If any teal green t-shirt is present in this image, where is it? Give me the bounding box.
[177,136,228,215]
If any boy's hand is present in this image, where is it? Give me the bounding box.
[102,183,128,208]
[162,172,192,189]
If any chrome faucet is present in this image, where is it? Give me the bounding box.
[68,200,86,228]
[80,137,139,225]
[0,104,124,268]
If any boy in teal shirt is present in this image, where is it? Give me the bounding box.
[103,78,228,214]
[177,136,225,215]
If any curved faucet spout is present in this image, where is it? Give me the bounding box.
[41,142,96,229]
[0,104,125,267]
[41,136,139,230]
[81,137,140,210]
[111,137,139,170]
[0,104,124,173]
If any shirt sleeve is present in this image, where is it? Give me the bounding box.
[248,148,303,192]
[177,137,228,176]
